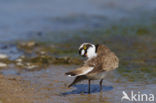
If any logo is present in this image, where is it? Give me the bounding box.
[121,91,155,102]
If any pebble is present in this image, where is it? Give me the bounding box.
[16,62,23,66]
[27,65,38,70]
[26,41,36,47]
[0,54,8,59]
[26,63,38,70]
[16,58,22,62]
[20,41,37,48]
[40,51,46,55]
[0,62,7,68]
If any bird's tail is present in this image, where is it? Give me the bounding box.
[65,66,94,77]
[68,75,87,87]
[65,71,79,77]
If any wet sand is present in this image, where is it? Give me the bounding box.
[0,65,155,103]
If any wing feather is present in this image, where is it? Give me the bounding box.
[65,66,94,77]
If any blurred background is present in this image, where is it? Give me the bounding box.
[0,0,156,42]
[0,0,156,103]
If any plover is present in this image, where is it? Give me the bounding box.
[65,43,119,93]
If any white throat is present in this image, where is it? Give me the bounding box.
[87,45,97,59]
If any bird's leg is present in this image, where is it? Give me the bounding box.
[88,79,91,94]
[99,79,103,92]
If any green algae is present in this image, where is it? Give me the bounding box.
[16,25,156,82]
[1,16,156,83]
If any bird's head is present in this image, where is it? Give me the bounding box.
[79,43,97,59]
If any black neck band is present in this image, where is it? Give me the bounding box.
[95,44,99,53]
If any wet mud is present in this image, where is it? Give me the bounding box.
[0,65,155,103]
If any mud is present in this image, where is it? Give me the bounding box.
[0,65,155,103]
[0,34,155,102]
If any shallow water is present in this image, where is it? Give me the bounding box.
[0,65,155,103]
[0,32,155,103]
[0,0,156,42]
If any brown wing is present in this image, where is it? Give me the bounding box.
[65,65,94,76]
[100,52,119,71]
[87,63,104,74]
[86,48,119,74]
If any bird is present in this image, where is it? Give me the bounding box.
[65,43,119,93]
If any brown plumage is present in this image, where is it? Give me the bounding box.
[65,44,119,93]
[86,44,119,72]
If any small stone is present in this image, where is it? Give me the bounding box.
[27,41,36,47]
[20,55,26,59]
[0,62,7,68]
[0,54,8,59]
[16,62,23,66]
[20,41,37,48]
[16,58,22,62]
[26,63,38,70]
[26,63,31,66]
[27,65,38,70]
[18,41,38,51]
[40,51,46,55]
